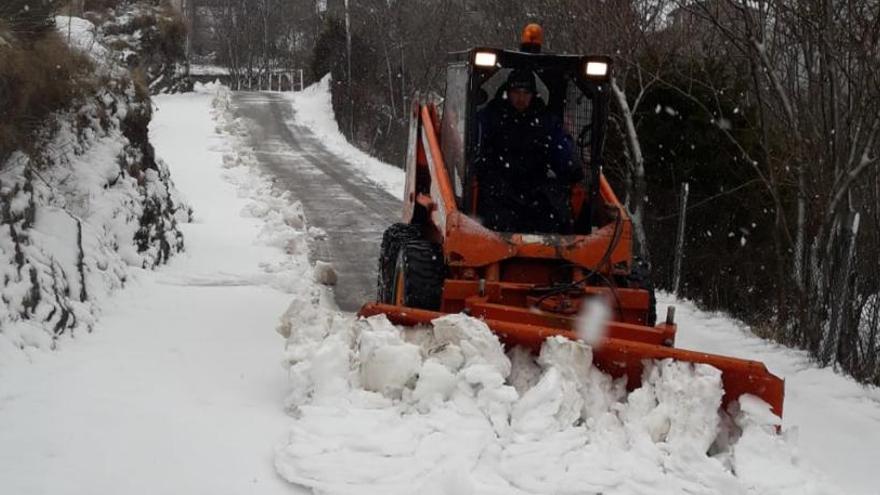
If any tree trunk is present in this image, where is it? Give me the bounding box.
[673,182,689,296]
[610,77,651,264]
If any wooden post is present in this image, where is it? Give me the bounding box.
[344,0,353,138]
[672,182,689,296]
[824,211,860,366]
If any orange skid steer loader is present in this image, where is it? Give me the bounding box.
[359,25,784,418]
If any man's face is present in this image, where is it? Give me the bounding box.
[509,88,533,113]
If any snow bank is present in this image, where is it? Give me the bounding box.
[0,18,188,367]
[665,292,880,494]
[285,75,406,199]
[274,308,835,494]
[54,16,109,61]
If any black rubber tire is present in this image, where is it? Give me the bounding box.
[391,240,445,310]
[377,223,421,302]
[627,257,657,327]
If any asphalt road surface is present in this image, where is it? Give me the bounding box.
[231,92,400,311]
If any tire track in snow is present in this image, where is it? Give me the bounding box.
[229,92,400,312]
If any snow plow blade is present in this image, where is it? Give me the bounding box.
[359,302,785,418]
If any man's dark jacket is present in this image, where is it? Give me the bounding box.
[475,96,580,233]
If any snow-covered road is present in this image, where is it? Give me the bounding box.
[0,89,307,494]
[2,82,879,495]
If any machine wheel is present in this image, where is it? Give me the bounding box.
[628,257,657,326]
[377,223,421,302]
[390,240,445,310]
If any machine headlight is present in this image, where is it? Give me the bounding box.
[474,51,498,67]
[585,61,608,77]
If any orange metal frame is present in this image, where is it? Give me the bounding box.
[366,98,785,418]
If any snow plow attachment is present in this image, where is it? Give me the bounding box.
[361,28,784,419]
[359,303,784,417]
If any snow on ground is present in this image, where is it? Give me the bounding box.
[0,85,313,494]
[190,64,231,76]
[3,79,877,495]
[667,294,880,495]
[285,75,406,199]
[273,303,836,494]
[55,16,110,61]
[1,16,186,365]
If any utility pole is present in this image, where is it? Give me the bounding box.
[344,0,354,139]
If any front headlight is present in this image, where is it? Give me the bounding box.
[585,61,608,77]
[474,51,498,67]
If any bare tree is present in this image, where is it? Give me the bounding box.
[676,0,880,379]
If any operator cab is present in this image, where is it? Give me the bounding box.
[440,25,612,234]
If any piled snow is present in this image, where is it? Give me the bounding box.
[275,309,835,494]
[313,260,337,286]
[285,75,406,199]
[667,294,880,494]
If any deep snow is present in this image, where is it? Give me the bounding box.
[2,81,878,495]
[0,86,308,494]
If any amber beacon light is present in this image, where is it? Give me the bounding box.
[520,23,544,52]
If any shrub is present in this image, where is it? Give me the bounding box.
[0,32,94,165]
[83,0,121,13]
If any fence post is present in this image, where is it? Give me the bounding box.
[824,211,860,367]
[672,182,689,297]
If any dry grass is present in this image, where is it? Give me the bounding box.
[83,0,122,13]
[0,31,95,164]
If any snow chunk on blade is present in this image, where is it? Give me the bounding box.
[275,306,833,494]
